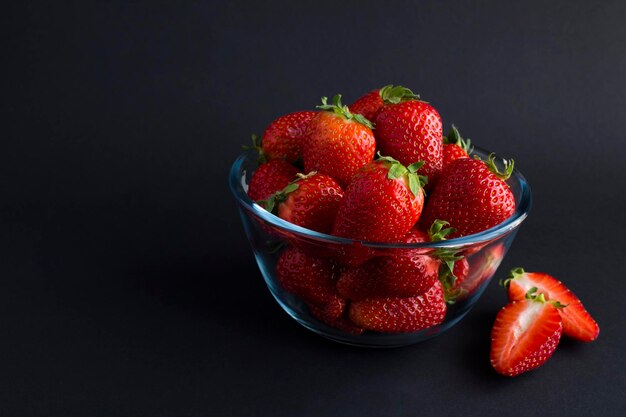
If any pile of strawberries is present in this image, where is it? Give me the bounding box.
[243,85,598,376]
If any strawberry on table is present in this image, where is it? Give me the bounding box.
[259,111,317,163]
[247,159,300,201]
[421,153,516,237]
[260,172,344,234]
[374,91,443,182]
[349,280,447,333]
[501,268,600,342]
[490,291,564,377]
[442,125,472,169]
[276,247,341,307]
[303,95,376,186]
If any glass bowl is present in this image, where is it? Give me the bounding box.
[229,147,532,347]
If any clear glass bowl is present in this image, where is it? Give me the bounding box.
[229,147,532,347]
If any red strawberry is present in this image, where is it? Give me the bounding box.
[501,268,600,342]
[260,111,317,163]
[421,154,516,237]
[442,125,471,169]
[349,85,419,122]
[276,247,341,306]
[374,95,443,182]
[452,243,505,301]
[308,301,364,335]
[439,257,470,302]
[348,90,382,121]
[331,156,426,267]
[247,159,300,201]
[332,155,426,242]
[349,280,447,333]
[490,292,563,377]
[261,173,344,234]
[303,95,376,186]
[336,220,455,300]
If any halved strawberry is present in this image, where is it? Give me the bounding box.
[501,268,599,342]
[261,172,344,234]
[247,159,300,201]
[490,292,563,377]
[349,281,447,333]
[260,111,317,163]
[276,247,341,306]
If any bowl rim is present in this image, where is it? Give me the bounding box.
[229,146,532,249]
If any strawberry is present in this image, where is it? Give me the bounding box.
[442,125,471,169]
[421,154,516,237]
[348,90,383,122]
[374,94,443,182]
[308,301,364,335]
[303,95,376,186]
[349,85,419,122]
[336,220,456,300]
[247,159,300,201]
[259,111,317,163]
[332,155,426,242]
[501,268,600,342]
[276,247,341,306]
[452,243,505,301]
[490,291,563,377]
[349,280,447,333]
[261,173,344,234]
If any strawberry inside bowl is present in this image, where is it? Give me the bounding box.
[229,146,532,347]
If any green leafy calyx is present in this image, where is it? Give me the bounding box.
[317,95,374,129]
[376,153,427,197]
[242,134,267,163]
[379,84,423,104]
[499,267,525,288]
[258,172,317,213]
[480,153,515,180]
[443,125,473,154]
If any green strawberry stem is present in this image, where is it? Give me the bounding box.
[316,95,374,129]
[499,267,525,288]
[257,171,317,213]
[379,85,423,104]
[423,219,464,301]
[480,153,514,180]
[524,287,568,308]
[443,125,473,154]
[376,153,427,196]
[242,134,267,163]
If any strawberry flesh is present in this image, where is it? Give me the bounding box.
[490,298,563,377]
[506,270,599,342]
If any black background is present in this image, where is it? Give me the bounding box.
[3,1,626,416]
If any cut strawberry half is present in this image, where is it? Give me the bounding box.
[490,292,563,377]
[501,268,599,342]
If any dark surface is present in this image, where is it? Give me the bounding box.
[3,1,626,415]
